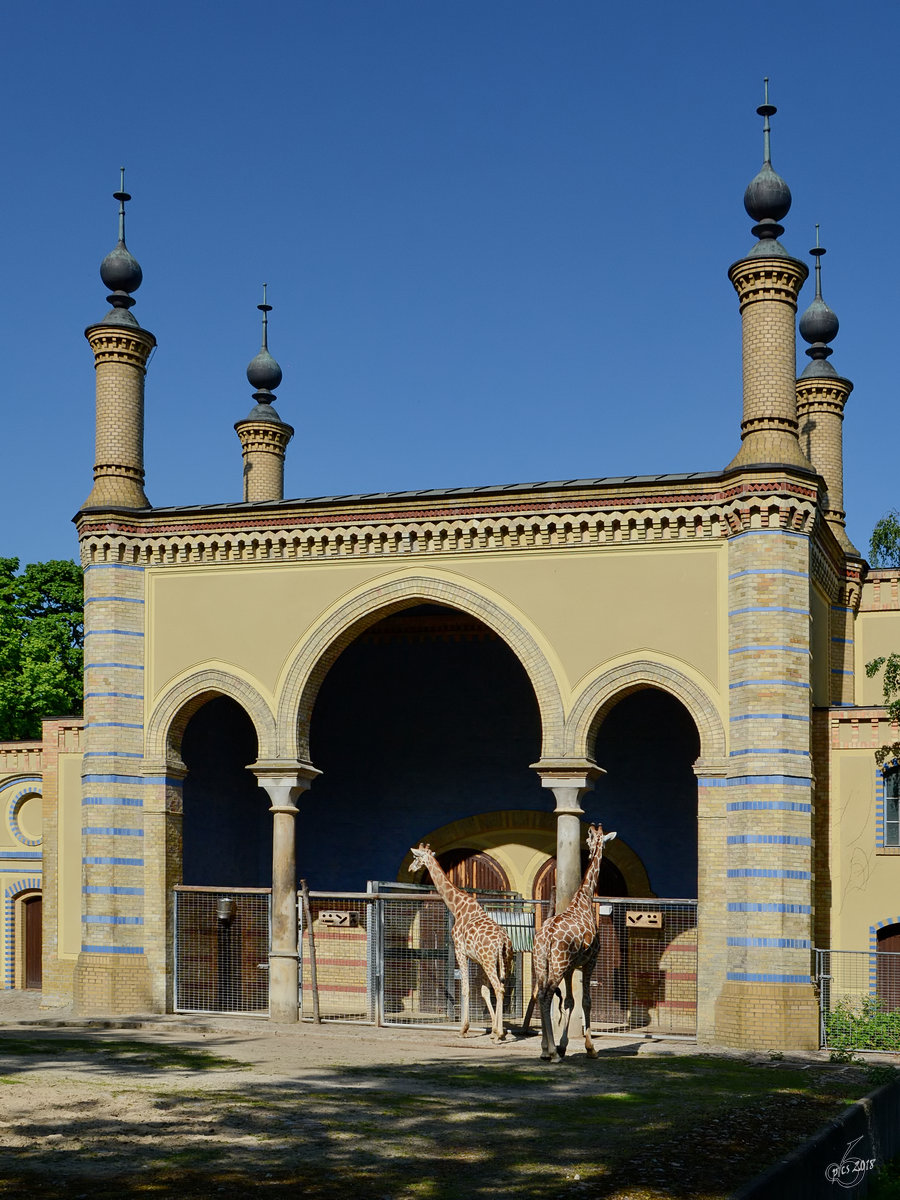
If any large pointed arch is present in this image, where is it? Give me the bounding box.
[145,667,277,766]
[565,658,726,763]
[275,572,566,761]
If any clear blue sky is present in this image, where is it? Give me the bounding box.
[2,1,895,565]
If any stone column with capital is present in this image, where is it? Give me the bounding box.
[249,761,321,1023]
[532,759,606,912]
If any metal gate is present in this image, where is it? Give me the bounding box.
[174,886,271,1015]
[298,892,698,1037]
[816,948,900,1052]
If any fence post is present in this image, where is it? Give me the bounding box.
[299,879,321,1024]
[374,896,384,1027]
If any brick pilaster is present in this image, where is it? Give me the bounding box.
[714,523,818,1049]
[72,561,154,1013]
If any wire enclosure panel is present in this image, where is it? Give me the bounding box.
[174,887,271,1015]
[817,949,900,1051]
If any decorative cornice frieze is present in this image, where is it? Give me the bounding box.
[77,476,826,568]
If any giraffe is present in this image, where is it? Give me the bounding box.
[409,844,514,1041]
[527,822,617,1061]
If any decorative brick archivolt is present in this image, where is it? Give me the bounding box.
[145,668,277,766]
[275,573,566,761]
[565,658,726,764]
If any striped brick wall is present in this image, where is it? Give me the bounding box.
[72,561,153,1012]
[716,525,818,1047]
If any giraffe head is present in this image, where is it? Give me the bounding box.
[586,823,617,858]
[409,843,436,875]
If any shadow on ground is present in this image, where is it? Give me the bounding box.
[0,1032,885,1200]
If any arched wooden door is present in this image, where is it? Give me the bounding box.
[23,895,42,990]
[436,848,510,894]
[876,924,900,1012]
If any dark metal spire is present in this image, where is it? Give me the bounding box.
[244,285,285,419]
[99,168,143,319]
[743,79,793,253]
[799,227,841,377]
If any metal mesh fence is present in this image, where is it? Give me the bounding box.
[817,949,900,1052]
[593,898,699,1037]
[174,887,271,1015]
[299,894,372,1021]
[171,887,698,1036]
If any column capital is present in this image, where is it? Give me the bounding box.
[531,758,605,791]
[249,759,321,788]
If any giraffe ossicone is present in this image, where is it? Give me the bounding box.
[409,843,514,1042]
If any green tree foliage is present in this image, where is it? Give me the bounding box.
[0,558,84,740]
[866,513,900,763]
[869,509,900,568]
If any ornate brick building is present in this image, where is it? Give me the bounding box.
[2,97,899,1049]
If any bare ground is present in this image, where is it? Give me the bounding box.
[0,990,892,1200]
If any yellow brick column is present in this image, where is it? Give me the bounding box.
[83,173,155,511]
[795,233,858,559]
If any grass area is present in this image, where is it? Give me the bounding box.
[0,1034,894,1199]
[0,1033,248,1072]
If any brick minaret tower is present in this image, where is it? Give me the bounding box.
[797,232,859,712]
[74,174,156,1013]
[796,230,857,556]
[727,81,809,471]
[716,87,819,1050]
[235,287,293,502]
[83,170,156,510]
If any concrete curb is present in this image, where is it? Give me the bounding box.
[732,1075,900,1200]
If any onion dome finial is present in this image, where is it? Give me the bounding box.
[799,227,841,378]
[244,285,285,419]
[99,168,143,319]
[743,79,793,248]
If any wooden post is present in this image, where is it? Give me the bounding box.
[299,878,321,1024]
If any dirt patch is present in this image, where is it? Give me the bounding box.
[0,996,892,1199]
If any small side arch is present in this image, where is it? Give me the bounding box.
[145,668,278,766]
[566,658,726,764]
[276,572,566,761]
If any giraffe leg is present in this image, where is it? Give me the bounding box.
[454,940,470,1037]
[482,972,506,1041]
[556,969,576,1059]
[580,961,598,1057]
[538,987,557,1061]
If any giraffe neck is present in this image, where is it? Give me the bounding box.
[571,846,603,912]
[422,855,469,915]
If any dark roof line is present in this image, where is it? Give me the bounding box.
[139,470,725,516]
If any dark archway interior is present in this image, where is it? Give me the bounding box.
[592,688,700,897]
[181,695,271,886]
[305,604,544,890]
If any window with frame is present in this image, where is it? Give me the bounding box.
[885,765,900,848]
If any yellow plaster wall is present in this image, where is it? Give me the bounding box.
[855,609,900,707]
[58,754,83,961]
[146,544,722,715]
[829,748,900,949]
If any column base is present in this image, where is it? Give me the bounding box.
[268,953,299,1023]
[713,980,819,1051]
[72,952,156,1016]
